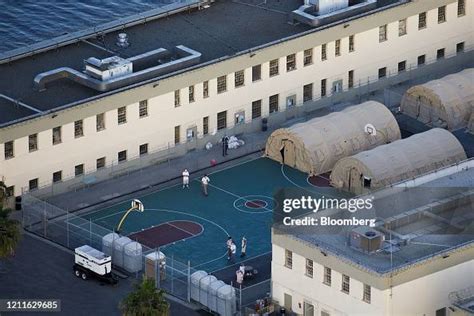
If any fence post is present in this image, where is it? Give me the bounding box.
[154,248,158,288]
[89,218,92,244]
[171,254,174,294]
[187,260,191,303]
[157,248,161,289]
[67,209,70,248]
[239,283,243,316]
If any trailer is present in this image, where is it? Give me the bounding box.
[74,245,118,285]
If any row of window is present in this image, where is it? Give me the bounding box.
[285,250,371,303]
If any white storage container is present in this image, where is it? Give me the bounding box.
[123,241,142,273]
[113,236,131,267]
[190,270,208,302]
[199,275,217,306]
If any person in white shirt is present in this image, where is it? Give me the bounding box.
[182,169,190,189]
[201,174,210,196]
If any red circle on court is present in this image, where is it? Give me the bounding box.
[308,173,332,187]
[245,200,267,209]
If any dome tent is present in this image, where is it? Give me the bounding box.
[330,128,467,194]
[264,101,401,175]
[400,68,474,131]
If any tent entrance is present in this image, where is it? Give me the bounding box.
[281,139,296,167]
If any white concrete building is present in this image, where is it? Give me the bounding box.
[0,0,472,197]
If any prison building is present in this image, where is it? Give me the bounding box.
[330,128,467,194]
[0,0,472,197]
[400,68,474,130]
[264,101,400,175]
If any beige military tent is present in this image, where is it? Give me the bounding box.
[264,101,401,175]
[469,112,474,134]
[330,128,467,194]
[400,68,474,130]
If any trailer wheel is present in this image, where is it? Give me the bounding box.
[74,270,81,278]
[81,272,88,280]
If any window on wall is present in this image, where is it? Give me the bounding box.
[6,186,14,198]
[174,90,181,107]
[235,70,245,88]
[303,83,313,102]
[341,274,350,294]
[96,113,105,131]
[252,65,261,81]
[418,54,426,65]
[75,164,84,177]
[4,141,14,159]
[203,116,209,135]
[348,70,354,89]
[29,178,38,191]
[188,85,195,103]
[96,157,106,169]
[286,54,296,71]
[321,79,327,97]
[305,259,313,278]
[418,12,427,29]
[321,43,327,60]
[437,48,445,60]
[118,106,127,124]
[438,6,446,23]
[203,81,209,98]
[303,49,313,66]
[29,134,38,152]
[118,150,127,163]
[217,75,227,93]
[458,0,466,17]
[217,111,227,130]
[269,94,279,113]
[174,125,180,144]
[53,171,62,183]
[323,266,331,285]
[335,39,341,56]
[284,249,292,269]
[378,67,387,79]
[52,126,62,145]
[457,42,465,54]
[398,60,406,73]
[363,284,371,303]
[139,143,148,156]
[74,120,84,138]
[379,25,387,42]
[139,100,148,117]
[399,19,407,36]
[349,35,355,52]
[252,100,262,119]
[269,59,279,77]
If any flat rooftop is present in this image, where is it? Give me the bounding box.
[276,167,474,275]
[0,0,403,127]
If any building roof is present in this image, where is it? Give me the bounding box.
[0,0,404,128]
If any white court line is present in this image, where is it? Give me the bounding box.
[166,221,202,237]
[280,165,338,198]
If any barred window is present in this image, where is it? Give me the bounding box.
[363,284,371,303]
[217,111,227,130]
[118,106,127,124]
[286,54,296,71]
[269,94,279,114]
[341,274,350,294]
[96,113,105,131]
[269,59,279,77]
[96,157,106,169]
[252,65,261,81]
[235,70,245,88]
[437,48,445,60]
[303,83,313,102]
[29,178,38,190]
[52,126,62,145]
[252,100,262,119]
[321,43,327,61]
[379,25,387,42]
[457,42,465,54]
[399,19,407,36]
[398,60,406,73]
[29,134,38,152]
[203,116,209,135]
[174,125,180,144]
[321,79,327,97]
[174,90,181,107]
[139,100,148,117]
[6,186,14,198]
[4,141,13,159]
[349,35,355,52]
[217,75,227,93]
[53,171,62,183]
[118,150,127,163]
[284,249,292,269]
[348,70,354,89]
[188,86,195,103]
[419,12,427,29]
[75,164,84,177]
[438,6,446,23]
[418,54,426,65]
[378,67,387,79]
[335,39,341,56]
[305,259,313,278]
[139,143,148,156]
[303,49,313,66]
[323,266,331,285]
[458,0,466,16]
[74,120,84,138]
[203,81,209,98]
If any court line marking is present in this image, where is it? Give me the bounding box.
[166,221,202,237]
[306,174,331,187]
[232,195,276,214]
[208,250,272,274]
[280,165,338,198]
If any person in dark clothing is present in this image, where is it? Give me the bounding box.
[222,136,229,156]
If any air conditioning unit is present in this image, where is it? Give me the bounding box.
[349,227,384,253]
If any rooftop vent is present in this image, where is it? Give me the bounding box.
[349,226,385,253]
[116,33,130,48]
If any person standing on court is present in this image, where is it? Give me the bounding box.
[201,174,210,196]
[240,236,247,257]
[182,168,190,189]
[222,135,229,156]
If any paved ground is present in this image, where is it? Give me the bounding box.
[0,234,206,316]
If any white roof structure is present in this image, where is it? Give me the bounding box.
[264,101,400,175]
[400,68,474,130]
[330,128,467,194]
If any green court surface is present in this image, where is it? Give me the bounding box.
[75,158,348,272]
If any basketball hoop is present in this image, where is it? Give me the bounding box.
[132,199,144,212]
[364,124,377,136]
[116,199,145,233]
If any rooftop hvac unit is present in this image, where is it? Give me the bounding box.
[116,33,129,48]
[349,227,384,253]
[306,0,349,15]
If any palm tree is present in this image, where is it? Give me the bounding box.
[0,205,21,258]
[120,276,170,316]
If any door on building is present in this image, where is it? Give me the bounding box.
[281,139,296,167]
[283,293,292,311]
[332,79,343,94]
[186,126,198,151]
[303,302,314,316]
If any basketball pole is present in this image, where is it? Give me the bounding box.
[116,207,136,233]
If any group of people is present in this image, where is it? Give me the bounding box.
[226,236,247,261]
[181,168,210,196]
